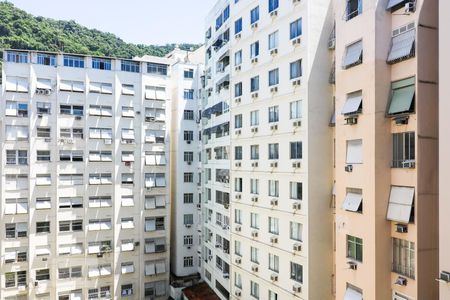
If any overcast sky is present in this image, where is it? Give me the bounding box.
[7,0,215,45]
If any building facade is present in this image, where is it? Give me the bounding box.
[1,50,172,300]
[333,0,438,299]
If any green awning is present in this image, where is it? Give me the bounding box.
[388,78,415,115]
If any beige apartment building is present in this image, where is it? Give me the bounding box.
[333,1,438,300]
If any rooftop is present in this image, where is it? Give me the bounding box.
[182,282,221,300]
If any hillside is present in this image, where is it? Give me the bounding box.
[0,2,201,65]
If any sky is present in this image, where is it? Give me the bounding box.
[7,0,216,45]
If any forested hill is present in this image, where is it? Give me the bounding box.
[0,2,201,58]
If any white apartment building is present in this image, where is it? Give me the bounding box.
[228,0,334,299]
[201,1,233,299]
[0,50,172,300]
[167,47,205,296]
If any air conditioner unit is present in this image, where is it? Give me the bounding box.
[235,162,241,167]
[251,264,259,272]
[235,290,242,297]
[235,257,242,264]
[75,116,82,120]
[235,129,241,135]
[396,224,408,233]
[235,33,242,39]
[292,79,301,86]
[222,224,229,230]
[235,225,241,232]
[208,255,213,260]
[251,58,258,64]
[187,161,192,165]
[37,114,43,118]
[251,22,258,29]
[223,273,230,279]
[270,124,278,131]
[270,48,278,55]
[235,194,241,200]
[270,86,278,93]
[104,139,112,145]
[215,244,221,248]
[65,138,74,144]
[42,257,47,261]
[347,261,358,270]
[185,224,192,228]
[146,117,155,122]
[235,65,242,71]
[134,241,140,246]
[345,116,358,125]
[235,97,241,103]
[270,236,278,244]
[125,161,131,167]
[292,202,301,210]
[292,37,302,45]
[293,120,302,127]
[251,127,258,133]
[251,162,259,167]
[292,284,302,293]
[224,203,229,209]
[270,273,278,281]
[345,164,353,172]
[251,230,258,238]
[251,92,258,99]
[328,39,336,49]
[251,197,258,203]
[292,162,301,168]
[293,243,302,252]
[402,160,416,168]
[405,1,416,13]
[44,138,51,143]
[395,276,407,286]
[187,140,191,144]
[270,199,278,206]
[270,162,278,168]
[197,203,201,209]
[440,271,450,283]
[394,116,409,125]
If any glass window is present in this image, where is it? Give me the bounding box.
[268,143,279,160]
[392,238,415,278]
[92,58,112,70]
[347,235,363,262]
[268,68,279,86]
[345,0,363,21]
[250,6,260,24]
[235,18,243,34]
[147,63,168,75]
[290,100,302,119]
[63,55,84,68]
[235,82,242,97]
[268,0,279,12]
[251,145,259,160]
[290,18,302,39]
[290,222,303,241]
[290,262,303,283]
[121,60,140,73]
[290,60,302,79]
[290,182,302,200]
[268,31,279,50]
[250,281,259,299]
[290,142,302,159]
[235,114,243,129]
[392,132,415,168]
[235,146,243,160]
[250,41,260,58]
[250,110,259,126]
[184,69,194,79]
[268,217,279,234]
[235,50,242,65]
[37,53,56,66]
[250,76,259,92]
[6,51,28,63]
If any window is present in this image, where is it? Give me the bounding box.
[251,246,259,263]
[387,24,415,64]
[121,128,135,143]
[183,193,194,204]
[58,266,82,279]
[268,68,279,86]
[347,235,363,262]
[61,128,83,139]
[346,139,363,164]
[250,76,259,92]
[147,63,168,75]
[7,51,28,63]
[36,174,51,186]
[184,69,194,78]
[184,131,194,141]
[290,60,302,79]
[184,172,194,183]
[36,197,52,209]
[59,150,82,162]
[342,90,363,116]
[250,213,259,229]
[121,284,134,296]
[37,127,51,138]
[268,143,279,160]
[60,104,83,116]
[235,50,242,65]
[269,291,278,300]
[234,114,243,129]
[6,125,29,141]
[144,260,166,276]
[92,58,112,70]
[235,147,242,161]
[4,76,29,92]
[37,53,56,66]
[4,198,28,215]
[268,0,279,12]
[89,105,112,117]
[89,151,112,162]
[184,152,194,163]
[251,145,259,160]
[290,18,302,39]
[145,217,165,231]
[89,127,112,139]
[268,106,279,123]
[343,40,363,68]
[290,262,303,283]
[345,0,363,21]
[387,77,415,116]
[5,271,27,288]
[59,197,83,209]
[59,80,84,92]
[290,222,303,241]
[36,221,50,234]
[88,219,112,231]
[392,132,415,168]
[5,223,27,238]
[184,110,194,120]
[387,186,415,223]
[5,174,28,191]
[235,18,242,34]
[250,41,260,58]
[121,60,140,73]
[290,182,302,200]
[6,150,27,165]
[268,217,279,234]
[290,142,302,159]
[145,85,167,100]
[250,281,259,299]
[5,101,28,117]
[268,31,279,50]
[59,174,83,186]
[121,151,135,162]
[250,6,260,24]
[121,173,134,185]
[235,82,242,97]
[59,220,83,232]
[63,55,84,68]
[269,253,279,272]
[268,180,279,197]
[184,235,193,246]
[88,173,112,185]
[184,214,194,225]
[250,110,259,126]
[184,256,194,267]
[393,238,415,278]
[4,248,27,263]
[342,188,363,213]
[250,179,259,194]
[290,100,302,119]
[37,102,51,114]
[184,89,194,99]
[234,272,242,288]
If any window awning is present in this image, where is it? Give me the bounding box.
[341,94,362,115]
[101,84,113,94]
[342,192,363,212]
[387,186,414,223]
[37,79,52,90]
[344,287,363,300]
[386,0,407,10]
[122,85,135,95]
[343,41,362,68]
[121,242,134,252]
[90,82,102,93]
[145,263,156,276]
[155,88,167,100]
[387,29,415,63]
[388,77,415,115]
[145,89,156,100]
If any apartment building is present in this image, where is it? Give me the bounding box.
[201,1,233,299]
[167,47,205,296]
[439,0,450,298]
[333,1,438,300]
[0,50,172,300]
[228,0,334,299]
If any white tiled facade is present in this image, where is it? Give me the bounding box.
[1,50,172,300]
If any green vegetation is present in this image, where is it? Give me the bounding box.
[0,1,201,76]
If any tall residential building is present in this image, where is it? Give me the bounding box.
[201,1,233,299]
[334,0,438,299]
[228,0,334,299]
[167,47,205,297]
[1,50,172,300]
[439,0,450,298]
